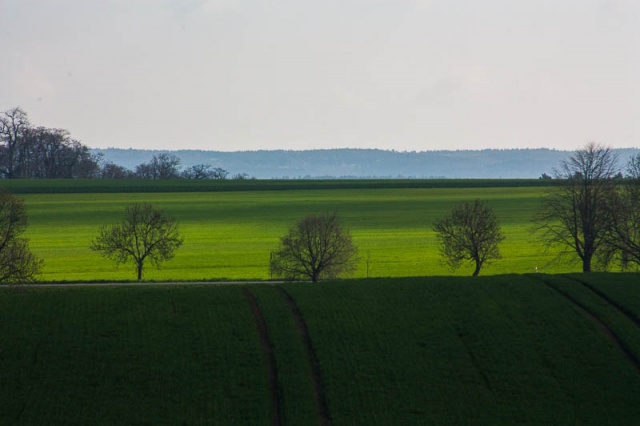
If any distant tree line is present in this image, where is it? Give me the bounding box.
[94,146,640,179]
[1,107,249,180]
[0,107,98,179]
[99,152,246,180]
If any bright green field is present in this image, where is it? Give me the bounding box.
[1,273,640,425]
[15,183,582,282]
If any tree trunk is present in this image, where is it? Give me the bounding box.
[137,261,143,281]
[472,260,482,276]
[582,255,592,273]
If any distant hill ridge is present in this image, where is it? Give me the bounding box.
[92,148,640,179]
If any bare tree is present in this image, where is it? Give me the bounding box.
[1,107,100,179]
[600,153,640,269]
[536,143,619,272]
[271,212,358,282]
[100,161,134,179]
[24,127,99,178]
[181,164,229,180]
[134,163,155,179]
[151,154,181,179]
[134,154,181,179]
[0,189,42,283]
[0,107,30,179]
[628,153,640,180]
[232,172,252,180]
[433,199,505,276]
[90,203,184,280]
[210,167,230,180]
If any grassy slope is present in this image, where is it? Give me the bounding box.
[20,184,578,282]
[0,285,270,425]
[1,274,640,425]
[289,274,640,425]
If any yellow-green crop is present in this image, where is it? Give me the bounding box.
[18,183,581,282]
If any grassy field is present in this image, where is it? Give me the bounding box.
[1,273,640,425]
[8,180,583,282]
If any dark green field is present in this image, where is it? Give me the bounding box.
[2,273,640,425]
[0,178,557,194]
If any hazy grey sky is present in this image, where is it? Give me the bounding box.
[1,0,638,151]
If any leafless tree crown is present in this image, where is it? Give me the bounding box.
[90,203,184,280]
[433,199,504,276]
[537,142,620,272]
[600,153,640,270]
[271,212,358,282]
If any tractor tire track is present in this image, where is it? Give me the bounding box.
[528,274,640,374]
[276,286,332,426]
[454,326,494,394]
[242,287,282,426]
[564,276,640,329]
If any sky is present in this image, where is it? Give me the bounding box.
[1,0,639,152]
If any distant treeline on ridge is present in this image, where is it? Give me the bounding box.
[4,106,639,180]
[94,147,640,179]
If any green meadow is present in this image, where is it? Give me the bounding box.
[1,273,639,425]
[10,180,581,282]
